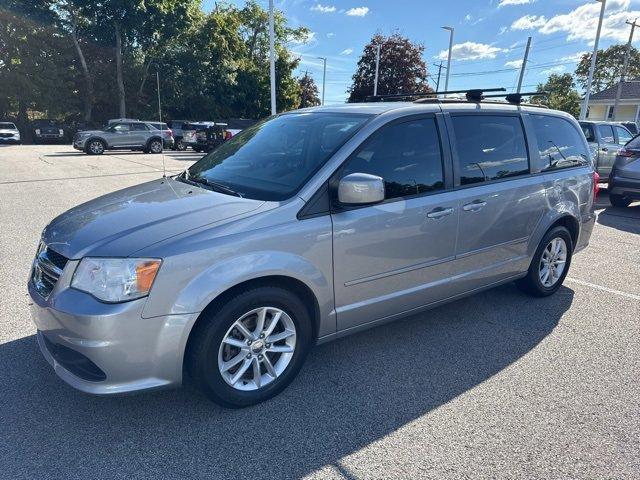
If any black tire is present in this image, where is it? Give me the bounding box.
[85,138,105,155]
[192,146,201,153]
[609,193,632,208]
[175,139,186,151]
[148,138,163,154]
[516,226,573,297]
[187,286,313,408]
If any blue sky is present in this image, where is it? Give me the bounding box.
[204,0,640,104]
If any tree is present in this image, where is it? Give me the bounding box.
[532,73,581,118]
[347,32,432,103]
[575,44,640,93]
[298,73,320,108]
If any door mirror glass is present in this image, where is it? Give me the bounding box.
[338,173,385,205]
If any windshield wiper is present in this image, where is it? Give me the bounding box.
[178,172,243,197]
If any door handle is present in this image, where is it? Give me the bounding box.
[601,147,608,152]
[462,200,487,212]
[426,207,454,219]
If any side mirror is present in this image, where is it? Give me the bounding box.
[338,173,385,205]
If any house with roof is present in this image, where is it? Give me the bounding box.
[586,78,640,123]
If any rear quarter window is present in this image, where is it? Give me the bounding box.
[531,115,590,171]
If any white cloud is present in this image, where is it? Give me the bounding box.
[559,51,588,63]
[340,48,353,55]
[541,65,566,75]
[505,59,523,68]
[437,41,504,61]
[464,14,473,22]
[311,3,336,13]
[326,32,335,38]
[498,26,508,35]
[499,0,534,6]
[539,0,640,42]
[511,14,547,30]
[345,7,369,16]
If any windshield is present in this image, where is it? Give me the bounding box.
[0,123,16,129]
[185,112,370,201]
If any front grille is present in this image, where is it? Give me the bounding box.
[0,133,13,138]
[41,334,106,382]
[32,243,68,298]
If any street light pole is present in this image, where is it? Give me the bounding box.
[612,18,638,120]
[156,70,162,122]
[318,57,327,105]
[580,0,606,120]
[373,44,381,97]
[441,26,454,94]
[516,37,532,94]
[268,0,276,115]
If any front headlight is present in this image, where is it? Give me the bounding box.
[71,257,162,303]
[35,129,41,135]
[59,128,64,135]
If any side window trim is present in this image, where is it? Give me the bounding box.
[329,113,449,212]
[522,113,542,173]
[446,111,531,188]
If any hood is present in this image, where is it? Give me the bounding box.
[76,129,105,135]
[42,177,266,259]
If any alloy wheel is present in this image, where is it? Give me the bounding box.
[89,140,104,154]
[539,237,567,287]
[218,306,296,391]
[150,140,162,153]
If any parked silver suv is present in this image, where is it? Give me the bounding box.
[30,101,596,407]
[579,120,633,179]
[73,121,165,155]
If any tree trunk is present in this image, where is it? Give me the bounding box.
[114,20,126,118]
[137,58,152,100]
[69,15,93,121]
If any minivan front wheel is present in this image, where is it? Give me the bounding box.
[516,226,573,297]
[188,286,312,408]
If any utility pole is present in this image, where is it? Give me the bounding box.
[318,57,327,105]
[373,44,381,97]
[441,26,454,93]
[433,62,444,93]
[612,18,638,120]
[268,0,276,115]
[580,0,607,120]
[516,37,532,94]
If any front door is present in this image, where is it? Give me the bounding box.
[331,116,458,331]
[447,113,546,291]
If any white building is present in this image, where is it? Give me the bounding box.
[586,78,640,122]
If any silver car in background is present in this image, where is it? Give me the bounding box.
[30,101,596,407]
[579,120,633,179]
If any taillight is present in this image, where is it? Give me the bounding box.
[618,148,639,157]
[168,128,173,138]
[593,171,600,199]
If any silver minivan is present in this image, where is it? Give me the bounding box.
[29,101,596,407]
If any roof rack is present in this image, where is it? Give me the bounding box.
[366,88,506,103]
[365,88,550,107]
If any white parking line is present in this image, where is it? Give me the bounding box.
[566,277,640,301]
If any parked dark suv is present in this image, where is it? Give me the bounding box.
[73,121,165,155]
[609,134,640,207]
[32,119,66,144]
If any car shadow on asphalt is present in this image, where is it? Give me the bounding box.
[0,283,573,479]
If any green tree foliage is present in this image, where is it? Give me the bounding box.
[298,72,321,108]
[532,73,581,118]
[575,44,640,93]
[0,0,306,127]
[348,32,432,103]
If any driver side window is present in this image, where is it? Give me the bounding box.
[113,123,130,132]
[341,118,445,200]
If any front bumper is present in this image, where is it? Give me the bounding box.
[609,174,640,200]
[28,266,197,395]
[0,136,20,143]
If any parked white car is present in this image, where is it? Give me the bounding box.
[0,122,21,144]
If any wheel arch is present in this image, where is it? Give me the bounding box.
[529,210,580,260]
[182,274,321,378]
[145,135,163,148]
[85,136,107,150]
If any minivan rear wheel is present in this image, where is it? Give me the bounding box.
[187,286,312,408]
[609,193,632,208]
[516,226,573,297]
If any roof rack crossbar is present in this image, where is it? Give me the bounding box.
[483,91,548,105]
[365,87,506,102]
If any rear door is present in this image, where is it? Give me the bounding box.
[109,122,132,147]
[130,122,150,146]
[446,112,546,291]
[331,115,459,331]
[596,124,619,177]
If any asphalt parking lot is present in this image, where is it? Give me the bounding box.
[1,144,639,479]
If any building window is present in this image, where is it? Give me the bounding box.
[607,105,614,119]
